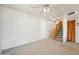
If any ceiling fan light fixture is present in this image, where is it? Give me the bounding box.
[43,7,50,13]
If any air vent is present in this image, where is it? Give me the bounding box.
[68,11,75,15]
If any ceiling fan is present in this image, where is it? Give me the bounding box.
[32,4,63,22]
[32,4,52,14]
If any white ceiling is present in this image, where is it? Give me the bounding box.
[0,4,79,19]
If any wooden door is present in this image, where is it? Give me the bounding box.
[67,20,75,42]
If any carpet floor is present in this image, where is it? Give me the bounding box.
[1,39,79,55]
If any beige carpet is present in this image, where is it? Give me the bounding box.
[1,39,79,55]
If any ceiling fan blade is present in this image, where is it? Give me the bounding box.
[48,19,56,22]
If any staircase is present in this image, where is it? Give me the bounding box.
[54,28,63,41]
[52,21,63,42]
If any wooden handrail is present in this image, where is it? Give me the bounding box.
[52,21,62,39]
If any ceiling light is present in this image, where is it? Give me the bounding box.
[43,7,50,13]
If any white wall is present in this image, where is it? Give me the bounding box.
[62,14,68,43]
[75,10,79,43]
[40,20,53,39]
[0,7,52,50]
[76,18,79,43]
[0,8,3,53]
[63,19,67,43]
